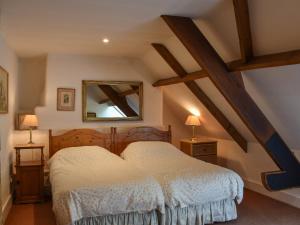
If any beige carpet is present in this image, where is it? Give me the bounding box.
[223,189,300,225]
[5,189,300,225]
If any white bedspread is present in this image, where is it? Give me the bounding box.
[121,141,244,209]
[49,146,165,225]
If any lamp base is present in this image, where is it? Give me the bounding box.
[190,137,197,142]
[28,128,34,144]
[190,126,197,141]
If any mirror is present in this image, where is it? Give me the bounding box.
[82,81,143,121]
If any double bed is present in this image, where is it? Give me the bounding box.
[48,127,244,225]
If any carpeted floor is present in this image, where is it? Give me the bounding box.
[5,189,300,225]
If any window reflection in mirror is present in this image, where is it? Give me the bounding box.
[82,81,143,121]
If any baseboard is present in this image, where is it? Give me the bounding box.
[244,178,300,209]
[2,194,12,224]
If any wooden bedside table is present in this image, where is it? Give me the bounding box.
[14,144,45,204]
[180,138,218,164]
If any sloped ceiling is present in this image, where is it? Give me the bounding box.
[244,65,300,149]
[1,0,300,149]
[141,0,300,149]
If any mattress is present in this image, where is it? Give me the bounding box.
[49,146,165,225]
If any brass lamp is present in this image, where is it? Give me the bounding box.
[185,115,201,141]
[23,114,38,144]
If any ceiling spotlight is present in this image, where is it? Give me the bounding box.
[102,38,110,44]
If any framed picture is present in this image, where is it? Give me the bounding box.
[15,113,38,130]
[0,66,8,114]
[57,88,75,111]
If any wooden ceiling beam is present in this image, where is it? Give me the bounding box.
[228,49,300,71]
[153,49,300,87]
[152,43,247,152]
[162,15,300,191]
[153,70,244,88]
[233,0,253,62]
[153,70,207,87]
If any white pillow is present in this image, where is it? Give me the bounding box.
[48,145,114,166]
[121,141,184,161]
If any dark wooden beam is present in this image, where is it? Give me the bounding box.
[99,88,139,104]
[98,85,138,117]
[233,0,253,62]
[153,70,207,87]
[153,70,244,88]
[162,15,300,191]
[152,44,186,77]
[231,71,245,89]
[153,49,300,86]
[228,49,300,71]
[152,43,247,152]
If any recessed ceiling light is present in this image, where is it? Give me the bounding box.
[102,38,110,44]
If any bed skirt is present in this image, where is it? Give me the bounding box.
[73,210,159,225]
[71,198,236,225]
[161,198,237,225]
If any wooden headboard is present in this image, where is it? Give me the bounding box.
[49,128,113,157]
[113,126,171,155]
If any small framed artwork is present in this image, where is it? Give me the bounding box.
[57,88,75,111]
[0,66,9,114]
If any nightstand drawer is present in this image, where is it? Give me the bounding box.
[192,143,217,156]
[194,155,217,164]
[180,139,218,165]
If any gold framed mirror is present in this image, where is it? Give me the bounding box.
[82,80,143,121]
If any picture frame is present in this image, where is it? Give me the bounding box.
[15,113,38,130]
[0,66,9,114]
[57,88,75,111]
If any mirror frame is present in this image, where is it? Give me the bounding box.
[82,80,143,122]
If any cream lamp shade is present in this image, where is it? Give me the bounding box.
[22,115,38,144]
[185,115,201,126]
[185,115,201,141]
[23,114,39,127]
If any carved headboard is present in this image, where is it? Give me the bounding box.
[113,126,171,155]
[49,128,113,157]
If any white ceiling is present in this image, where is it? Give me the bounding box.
[0,0,222,57]
[2,0,300,58]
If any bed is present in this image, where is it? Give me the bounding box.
[48,129,165,225]
[114,127,244,225]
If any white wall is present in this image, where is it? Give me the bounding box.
[31,54,163,158]
[37,54,162,129]
[163,94,191,148]
[18,56,47,112]
[217,139,300,208]
[0,34,18,219]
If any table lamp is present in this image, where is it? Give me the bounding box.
[23,114,38,144]
[185,115,201,141]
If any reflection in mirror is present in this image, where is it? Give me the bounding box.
[82,81,143,121]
